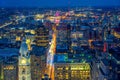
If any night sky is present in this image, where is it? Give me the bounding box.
[0,0,120,7]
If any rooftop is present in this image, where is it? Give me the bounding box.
[4,57,18,64]
[30,46,46,56]
[0,48,19,57]
[54,53,93,63]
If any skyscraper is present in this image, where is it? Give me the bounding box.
[3,57,18,80]
[30,46,47,80]
[34,25,49,47]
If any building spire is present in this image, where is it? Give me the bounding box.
[19,38,28,57]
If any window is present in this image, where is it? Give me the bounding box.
[22,76,25,80]
[22,68,25,74]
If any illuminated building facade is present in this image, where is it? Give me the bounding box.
[34,14,44,21]
[18,39,31,80]
[70,25,90,49]
[56,24,71,52]
[30,46,47,80]
[71,31,83,39]
[25,30,36,51]
[54,63,91,80]
[41,74,51,80]
[0,57,3,80]
[54,54,91,80]
[0,40,20,80]
[35,25,49,47]
[3,57,18,80]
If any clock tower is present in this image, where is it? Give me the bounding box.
[18,39,31,80]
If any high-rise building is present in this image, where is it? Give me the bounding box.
[0,39,20,80]
[56,24,71,53]
[56,24,71,44]
[3,57,18,80]
[54,54,91,80]
[18,39,31,80]
[30,46,47,80]
[34,25,49,47]
[0,57,4,80]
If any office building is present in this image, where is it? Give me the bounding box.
[34,25,49,47]
[3,57,18,80]
[30,46,47,80]
[54,54,91,80]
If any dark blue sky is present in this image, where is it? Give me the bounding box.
[0,0,120,7]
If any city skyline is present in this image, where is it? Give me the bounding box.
[0,0,120,80]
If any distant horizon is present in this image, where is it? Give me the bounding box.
[0,5,120,9]
[0,0,120,8]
